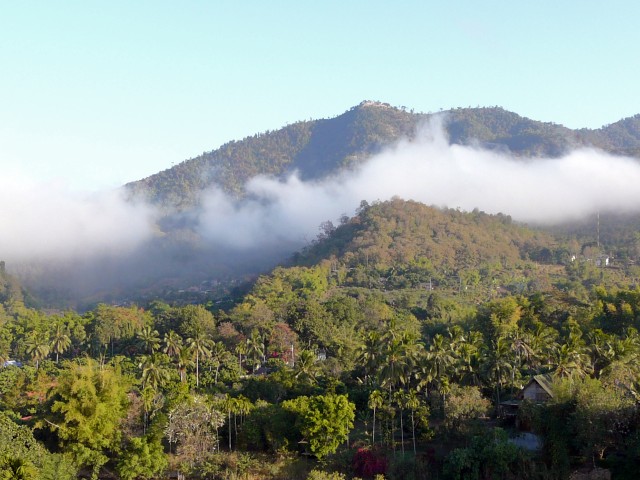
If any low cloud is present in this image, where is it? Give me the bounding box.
[197,119,640,248]
[0,174,156,263]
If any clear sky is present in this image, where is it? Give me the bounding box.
[1,1,638,190]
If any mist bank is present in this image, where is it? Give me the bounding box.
[3,120,640,305]
[196,119,640,248]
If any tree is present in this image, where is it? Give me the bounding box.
[404,389,422,455]
[443,384,490,434]
[137,326,160,354]
[478,296,522,342]
[116,436,167,480]
[163,330,183,360]
[24,330,50,369]
[208,341,228,385]
[294,349,320,384]
[0,411,76,479]
[165,395,224,463]
[283,393,355,459]
[49,322,71,363]
[358,331,382,386]
[48,359,130,479]
[556,377,635,462]
[187,332,212,387]
[0,455,38,480]
[553,326,592,379]
[368,389,384,445]
[90,304,151,358]
[245,329,266,373]
[425,333,455,404]
[139,353,171,391]
[176,345,194,383]
[177,305,216,339]
[481,336,516,405]
[393,390,406,455]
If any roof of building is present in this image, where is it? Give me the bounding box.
[524,373,554,398]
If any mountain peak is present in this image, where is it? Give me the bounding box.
[356,100,396,109]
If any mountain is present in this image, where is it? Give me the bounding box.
[15,102,640,308]
[126,102,640,210]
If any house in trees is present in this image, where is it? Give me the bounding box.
[520,373,554,403]
[499,373,554,419]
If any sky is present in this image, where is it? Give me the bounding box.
[0,1,639,191]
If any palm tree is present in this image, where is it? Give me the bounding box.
[553,323,592,380]
[139,352,171,390]
[209,341,228,384]
[235,341,247,371]
[379,331,421,395]
[163,330,183,360]
[368,389,384,445]
[393,390,406,455]
[529,324,559,370]
[176,346,194,383]
[358,331,382,385]
[245,330,265,373]
[508,329,535,373]
[24,331,50,369]
[455,342,481,385]
[0,456,38,479]
[49,322,71,363]
[599,328,640,389]
[188,332,212,387]
[481,336,516,405]
[426,333,455,381]
[554,343,592,379]
[221,395,239,451]
[294,349,319,384]
[405,389,421,455]
[424,333,455,407]
[137,326,160,354]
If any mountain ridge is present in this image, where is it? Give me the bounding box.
[126,102,640,211]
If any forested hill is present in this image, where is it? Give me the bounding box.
[125,101,640,209]
[290,198,565,299]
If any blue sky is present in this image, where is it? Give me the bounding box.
[1,1,638,190]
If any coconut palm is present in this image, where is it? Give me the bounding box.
[405,389,421,455]
[209,341,228,384]
[481,336,516,404]
[163,330,183,360]
[24,331,50,369]
[139,352,171,390]
[393,390,406,455]
[454,342,481,385]
[49,322,71,363]
[137,326,160,354]
[245,330,265,373]
[368,389,384,445]
[187,332,212,387]
[294,349,320,384]
[357,331,382,385]
[554,343,593,379]
[529,324,559,369]
[176,346,194,383]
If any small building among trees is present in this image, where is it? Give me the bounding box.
[520,373,554,403]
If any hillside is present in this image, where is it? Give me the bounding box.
[126,102,640,210]
[290,199,582,303]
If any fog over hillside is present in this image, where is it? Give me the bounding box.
[196,119,640,251]
[3,117,640,305]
